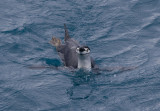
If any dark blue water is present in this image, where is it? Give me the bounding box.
[1,0,160,110]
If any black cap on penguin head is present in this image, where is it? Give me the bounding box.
[79,47,85,52]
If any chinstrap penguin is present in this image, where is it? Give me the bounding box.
[50,24,96,70]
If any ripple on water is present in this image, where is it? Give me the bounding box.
[139,15,160,38]
[131,0,160,12]
[1,0,160,110]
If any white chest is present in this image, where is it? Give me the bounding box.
[78,54,91,70]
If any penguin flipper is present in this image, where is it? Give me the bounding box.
[64,24,70,41]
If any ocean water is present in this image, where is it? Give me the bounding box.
[0,0,160,110]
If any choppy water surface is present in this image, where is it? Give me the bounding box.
[1,0,160,110]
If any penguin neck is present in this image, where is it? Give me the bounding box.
[77,54,91,70]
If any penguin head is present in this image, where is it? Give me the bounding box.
[76,46,90,55]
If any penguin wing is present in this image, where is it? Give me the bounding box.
[64,24,70,41]
[56,45,66,65]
